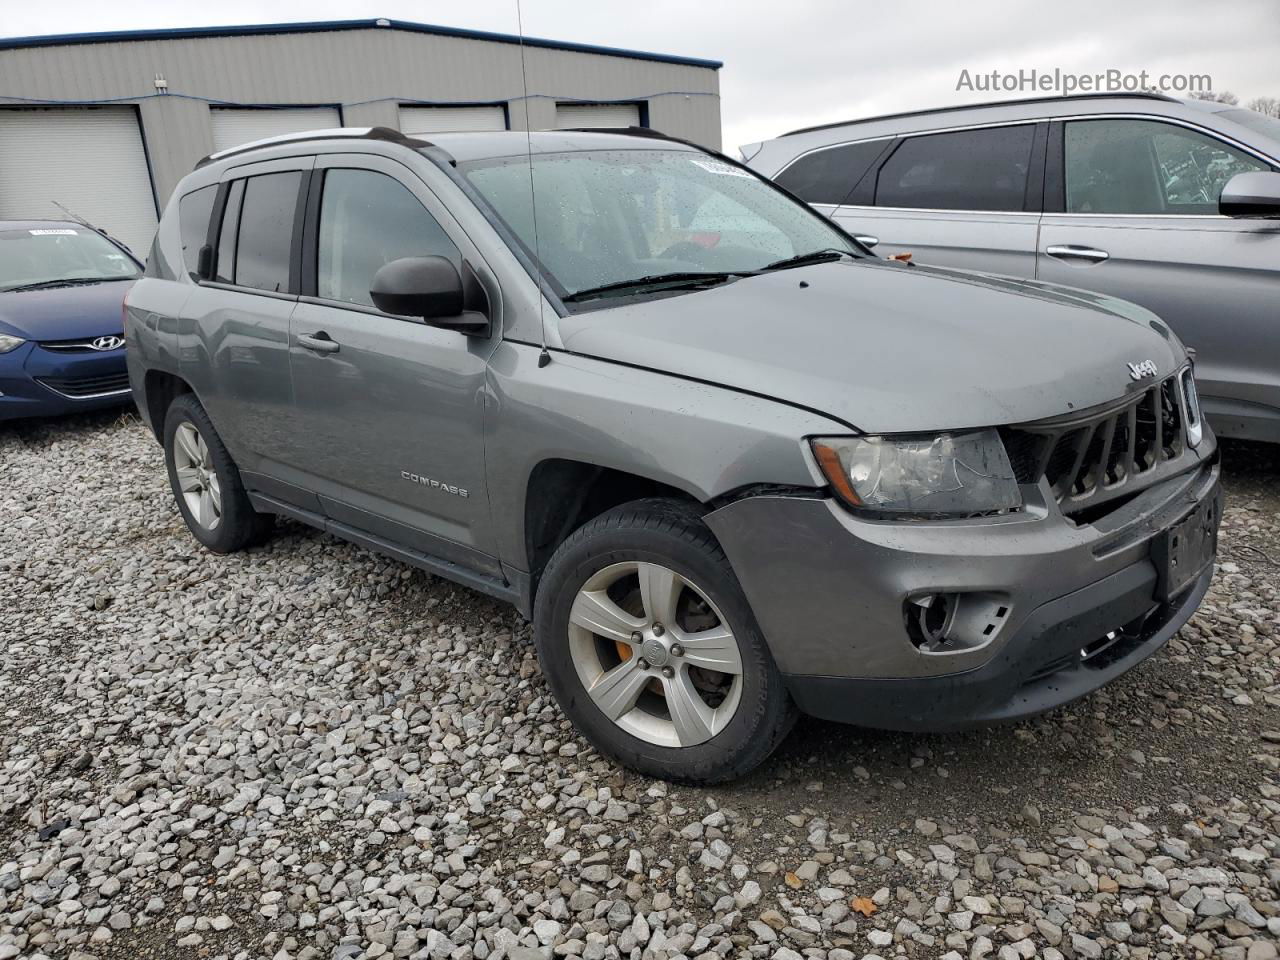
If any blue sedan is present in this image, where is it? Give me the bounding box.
[0,220,142,421]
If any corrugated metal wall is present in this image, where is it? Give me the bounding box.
[0,26,722,210]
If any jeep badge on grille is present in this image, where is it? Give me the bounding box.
[1127,360,1159,381]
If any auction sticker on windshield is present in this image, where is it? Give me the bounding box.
[688,158,754,178]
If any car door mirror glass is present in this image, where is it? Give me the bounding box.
[1220,171,1280,218]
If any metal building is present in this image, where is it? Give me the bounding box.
[0,18,723,253]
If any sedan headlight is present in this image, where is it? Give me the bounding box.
[811,429,1022,518]
[0,334,25,354]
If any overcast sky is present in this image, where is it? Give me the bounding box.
[5,0,1278,151]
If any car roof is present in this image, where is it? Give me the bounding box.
[198,125,702,171]
[424,129,702,163]
[779,92,1182,137]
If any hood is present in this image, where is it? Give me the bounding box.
[557,259,1185,433]
[0,280,135,342]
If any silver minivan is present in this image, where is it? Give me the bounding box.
[745,93,1280,443]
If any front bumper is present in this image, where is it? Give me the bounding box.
[0,340,131,421]
[705,451,1220,732]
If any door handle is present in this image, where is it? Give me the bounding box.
[298,332,340,354]
[1045,244,1109,263]
[854,234,879,248]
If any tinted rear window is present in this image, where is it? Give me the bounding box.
[774,139,886,204]
[234,172,301,293]
[875,125,1036,211]
[178,185,217,280]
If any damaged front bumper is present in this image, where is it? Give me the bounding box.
[704,454,1221,732]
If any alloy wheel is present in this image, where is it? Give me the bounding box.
[567,560,744,748]
[173,421,222,530]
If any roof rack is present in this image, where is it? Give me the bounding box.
[781,91,1181,137]
[196,126,432,168]
[560,125,681,142]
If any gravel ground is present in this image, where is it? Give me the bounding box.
[2,410,1278,960]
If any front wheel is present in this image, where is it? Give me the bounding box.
[533,499,795,784]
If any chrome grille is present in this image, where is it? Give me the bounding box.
[1001,373,1190,518]
[36,372,131,399]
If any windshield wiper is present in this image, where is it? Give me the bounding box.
[2,276,132,293]
[760,248,856,272]
[562,271,745,304]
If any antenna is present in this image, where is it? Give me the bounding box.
[515,0,551,368]
[51,200,97,232]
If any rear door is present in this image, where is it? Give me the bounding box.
[1037,116,1280,439]
[178,157,312,478]
[286,154,500,571]
[832,122,1046,277]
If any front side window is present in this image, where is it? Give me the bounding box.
[178,185,218,279]
[775,139,886,205]
[234,172,301,292]
[317,169,460,308]
[1065,118,1268,215]
[875,125,1036,212]
[461,148,858,299]
[0,226,139,292]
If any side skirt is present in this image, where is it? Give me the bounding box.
[248,492,522,609]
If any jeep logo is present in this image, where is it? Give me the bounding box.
[1127,360,1159,381]
[401,471,469,498]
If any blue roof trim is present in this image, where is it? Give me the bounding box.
[0,17,723,69]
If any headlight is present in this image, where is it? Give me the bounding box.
[1180,367,1203,447]
[0,334,25,354]
[811,429,1022,518]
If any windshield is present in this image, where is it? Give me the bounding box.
[1217,108,1280,148]
[461,148,860,299]
[0,227,140,291]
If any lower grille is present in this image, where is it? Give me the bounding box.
[36,372,131,398]
[1001,373,1190,519]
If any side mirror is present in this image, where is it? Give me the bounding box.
[1219,171,1280,218]
[369,256,489,334]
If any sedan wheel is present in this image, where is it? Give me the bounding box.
[567,560,744,748]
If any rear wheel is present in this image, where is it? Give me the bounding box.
[163,394,272,553]
[534,499,795,783]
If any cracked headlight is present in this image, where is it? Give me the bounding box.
[811,429,1022,518]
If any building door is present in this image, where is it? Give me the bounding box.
[0,106,158,255]
[209,107,342,152]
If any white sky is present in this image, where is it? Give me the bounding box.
[4,0,1278,152]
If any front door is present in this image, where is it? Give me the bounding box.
[285,155,500,570]
[1038,117,1280,441]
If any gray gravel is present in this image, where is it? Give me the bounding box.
[2,410,1278,960]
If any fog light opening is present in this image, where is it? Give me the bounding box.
[906,593,956,652]
[905,591,1011,654]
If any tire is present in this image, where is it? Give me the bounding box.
[533,498,796,784]
[163,393,272,553]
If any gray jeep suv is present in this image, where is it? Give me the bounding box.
[744,93,1280,444]
[126,126,1221,783]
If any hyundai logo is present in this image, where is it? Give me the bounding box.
[1127,359,1158,381]
[89,335,125,352]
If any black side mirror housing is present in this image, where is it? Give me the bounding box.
[369,256,490,334]
[196,244,214,281]
[1219,171,1280,218]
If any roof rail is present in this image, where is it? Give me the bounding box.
[781,91,1181,137]
[559,125,682,142]
[196,126,432,168]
